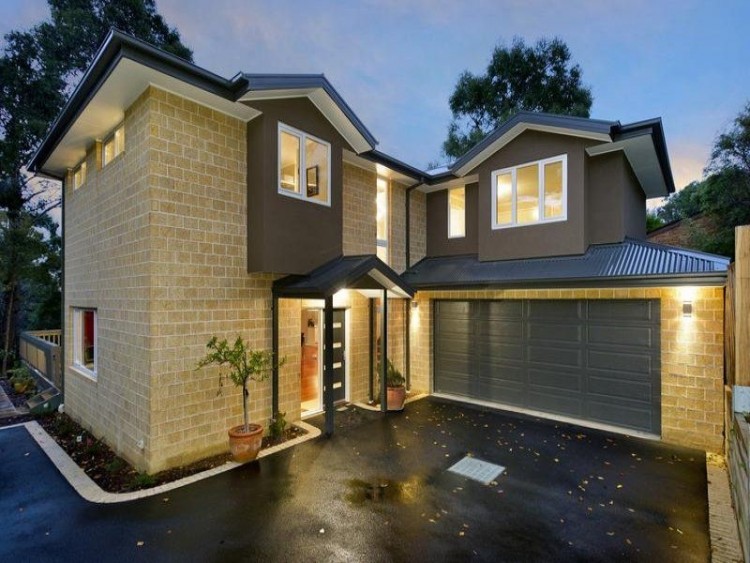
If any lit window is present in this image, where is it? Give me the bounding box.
[102,125,124,166]
[376,176,388,263]
[278,123,330,205]
[73,161,87,190]
[73,308,97,378]
[491,154,567,229]
[448,186,465,238]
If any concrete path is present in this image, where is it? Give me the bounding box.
[1,398,712,562]
[707,462,744,562]
[0,382,19,418]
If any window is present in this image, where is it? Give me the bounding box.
[376,176,388,262]
[73,308,97,378]
[491,154,567,229]
[102,125,124,167]
[448,186,465,238]
[278,123,331,206]
[73,161,87,190]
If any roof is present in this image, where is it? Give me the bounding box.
[29,29,378,176]
[273,255,414,299]
[402,239,729,289]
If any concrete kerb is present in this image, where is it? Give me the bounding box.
[9,420,321,504]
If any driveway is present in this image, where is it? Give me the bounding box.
[1,398,709,562]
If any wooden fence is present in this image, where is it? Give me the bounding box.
[19,330,62,390]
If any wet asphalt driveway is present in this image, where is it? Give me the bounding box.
[1,398,709,562]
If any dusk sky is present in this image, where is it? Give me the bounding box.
[2,0,749,191]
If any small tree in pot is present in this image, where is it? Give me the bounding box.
[196,336,283,463]
[385,358,406,411]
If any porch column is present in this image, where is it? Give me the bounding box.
[324,295,335,436]
[368,298,374,402]
[405,299,411,391]
[272,294,279,416]
[381,290,388,413]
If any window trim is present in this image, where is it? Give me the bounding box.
[277,122,332,207]
[447,186,466,239]
[102,124,125,167]
[73,161,87,190]
[72,307,97,380]
[490,154,568,230]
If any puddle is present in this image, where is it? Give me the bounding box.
[345,477,423,505]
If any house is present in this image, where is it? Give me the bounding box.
[29,31,729,474]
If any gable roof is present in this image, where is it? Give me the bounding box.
[402,239,728,289]
[423,111,676,198]
[273,255,414,299]
[29,29,377,177]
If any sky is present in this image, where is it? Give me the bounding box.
[1,0,749,192]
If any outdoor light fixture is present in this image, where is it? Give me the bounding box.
[682,301,693,318]
[411,301,419,309]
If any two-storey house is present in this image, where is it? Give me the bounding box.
[30,31,729,473]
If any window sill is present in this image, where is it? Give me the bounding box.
[70,365,97,383]
[277,187,331,207]
[492,216,568,230]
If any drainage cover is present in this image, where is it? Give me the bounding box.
[448,456,505,485]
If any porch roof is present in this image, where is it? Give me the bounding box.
[272,255,415,299]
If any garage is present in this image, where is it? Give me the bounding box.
[433,299,661,435]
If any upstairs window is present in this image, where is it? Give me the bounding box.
[73,308,97,378]
[491,154,567,229]
[448,186,465,238]
[278,123,331,206]
[73,161,87,189]
[102,125,124,167]
[376,176,388,263]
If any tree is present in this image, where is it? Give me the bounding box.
[0,0,192,372]
[646,210,665,232]
[656,180,704,224]
[443,37,593,159]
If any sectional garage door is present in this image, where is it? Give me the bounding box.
[434,300,661,435]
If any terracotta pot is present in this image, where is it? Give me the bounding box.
[13,382,29,394]
[387,385,406,411]
[228,423,263,463]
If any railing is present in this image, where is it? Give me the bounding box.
[19,330,62,390]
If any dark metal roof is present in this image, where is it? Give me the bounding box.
[273,255,414,298]
[242,74,378,149]
[403,239,729,289]
[450,111,618,174]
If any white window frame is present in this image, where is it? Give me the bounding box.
[447,186,466,239]
[277,122,332,207]
[72,308,97,380]
[73,161,87,190]
[491,154,568,229]
[102,124,124,167]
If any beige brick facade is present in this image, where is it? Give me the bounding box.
[63,85,725,475]
[410,286,725,453]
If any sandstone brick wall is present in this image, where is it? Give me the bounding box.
[409,190,426,267]
[410,286,725,453]
[342,163,376,256]
[63,89,153,468]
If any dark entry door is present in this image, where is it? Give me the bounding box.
[434,299,661,435]
[325,309,346,402]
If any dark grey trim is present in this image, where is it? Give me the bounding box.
[243,74,377,149]
[360,150,427,181]
[613,118,676,194]
[29,28,247,173]
[450,111,617,174]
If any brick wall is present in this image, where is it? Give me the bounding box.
[410,286,725,453]
[409,190,426,267]
[342,163,376,256]
[63,89,153,468]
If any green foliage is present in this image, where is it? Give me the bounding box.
[646,211,665,233]
[9,365,36,395]
[654,102,750,259]
[105,457,127,474]
[443,37,593,159]
[385,359,405,388]
[196,336,283,432]
[130,472,156,489]
[269,411,288,441]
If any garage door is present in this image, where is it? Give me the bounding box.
[434,300,661,435]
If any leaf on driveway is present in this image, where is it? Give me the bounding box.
[136,541,144,547]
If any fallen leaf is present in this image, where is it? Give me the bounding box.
[136,541,144,547]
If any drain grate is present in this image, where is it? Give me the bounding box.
[448,456,505,485]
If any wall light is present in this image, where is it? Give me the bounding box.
[411,301,419,309]
[682,301,693,318]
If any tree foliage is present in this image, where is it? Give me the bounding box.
[443,37,593,159]
[0,0,192,372]
[655,102,750,258]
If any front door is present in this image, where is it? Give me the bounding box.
[326,309,347,402]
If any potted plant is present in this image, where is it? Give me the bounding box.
[385,359,406,411]
[196,336,282,463]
